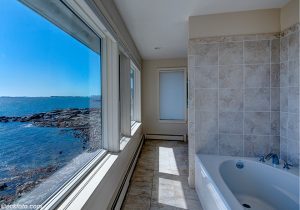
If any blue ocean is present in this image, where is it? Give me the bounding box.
[0,97,101,202]
[0,97,100,116]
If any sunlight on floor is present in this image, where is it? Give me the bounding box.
[157,146,191,209]
[158,177,188,209]
[158,146,180,175]
[122,140,202,210]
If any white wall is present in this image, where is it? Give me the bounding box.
[142,59,188,137]
[189,9,281,39]
[280,0,300,30]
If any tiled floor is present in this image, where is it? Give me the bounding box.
[122,140,203,210]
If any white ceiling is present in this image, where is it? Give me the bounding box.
[114,0,289,60]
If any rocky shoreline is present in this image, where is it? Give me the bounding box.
[0,108,102,151]
[0,108,102,206]
[0,165,58,206]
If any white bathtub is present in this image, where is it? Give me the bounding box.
[195,154,300,210]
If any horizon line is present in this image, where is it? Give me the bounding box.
[0,95,102,98]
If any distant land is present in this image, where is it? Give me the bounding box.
[0,95,101,98]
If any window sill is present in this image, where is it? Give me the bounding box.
[131,120,136,127]
[53,153,118,210]
[131,121,141,136]
[120,122,141,151]
[41,150,108,210]
[49,123,142,210]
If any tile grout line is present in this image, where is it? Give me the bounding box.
[191,62,277,68]
[286,32,290,162]
[242,40,245,156]
[279,36,282,159]
[218,43,220,155]
[149,144,156,209]
[190,37,280,45]
[269,39,272,152]
[192,54,196,183]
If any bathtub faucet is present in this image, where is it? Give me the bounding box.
[265,153,279,166]
[283,160,293,170]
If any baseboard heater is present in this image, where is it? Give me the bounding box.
[111,135,145,210]
[145,134,186,141]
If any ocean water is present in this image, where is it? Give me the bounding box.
[0,96,100,116]
[0,97,101,202]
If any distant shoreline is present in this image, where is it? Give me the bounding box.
[0,96,101,98]
[0,108,102,151]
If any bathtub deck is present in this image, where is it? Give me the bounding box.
[122,139,203,210]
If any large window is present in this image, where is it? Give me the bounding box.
[130,68,135,125]
[159,69,186,121]
[130,63,141,126]
[0,0,103,206]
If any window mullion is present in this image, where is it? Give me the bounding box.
[134,69,141,122]
[103,37,120,152]
[120,54,131,136]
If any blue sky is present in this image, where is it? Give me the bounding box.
[0,0,101,97]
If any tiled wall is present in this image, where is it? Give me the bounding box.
[280,25,300,166]
[188,33,281,160]
[188,24,300,174]
[188,24,300,185]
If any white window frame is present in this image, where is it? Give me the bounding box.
[62,0,120,150]
[157,67,187,124]
[27,0,122,209]
[118,51,141,138]
[130,62,141,126]
[119,51,131,137]
[60,1,119,151]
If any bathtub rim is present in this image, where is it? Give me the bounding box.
[195,154,299,210]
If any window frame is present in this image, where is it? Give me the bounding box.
[130,67,136,125]
[60,0,120,152]
[119,51,131,138]
[13,0,142,208]
[118,50,141,138]
[157,67,187,124]
[15,0,121,208]
[130,62,141,127]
